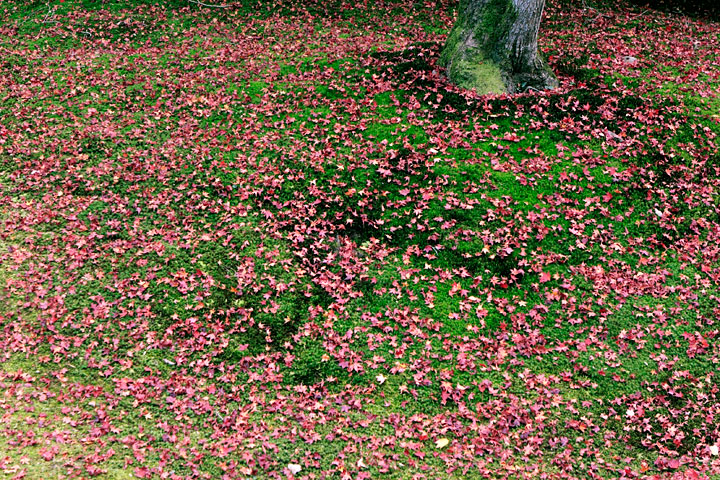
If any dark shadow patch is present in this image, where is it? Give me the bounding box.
[367,41,646,132]
[625,0,720,20]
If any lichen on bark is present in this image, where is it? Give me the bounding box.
[440,0,557,94]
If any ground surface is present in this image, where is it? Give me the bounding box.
[1,0,720,478]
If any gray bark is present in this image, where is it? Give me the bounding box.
[440,0,557,94]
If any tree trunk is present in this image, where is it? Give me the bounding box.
[440,0,557,94]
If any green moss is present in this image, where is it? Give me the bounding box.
[448,54,506,94]
[478,0,517,51]
[0,355,144,480]
[440,0,516,93]
[284,336,344,385]
[438,26,462,68]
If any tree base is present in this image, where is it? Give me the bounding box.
[445,54,507,95]
[439,0,558,95]
[441,40,557,95]
[507,61,558,93]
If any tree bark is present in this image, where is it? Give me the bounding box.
[440,0,557,94]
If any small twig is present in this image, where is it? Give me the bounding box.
[580,0,612,23]
[188,0,231,8]
[580,0,598,12]
[41,0,58,24]
[628,8,650,18]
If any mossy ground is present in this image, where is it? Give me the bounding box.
[1,0,720,478]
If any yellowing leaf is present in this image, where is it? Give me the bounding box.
[435,438,450,449]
